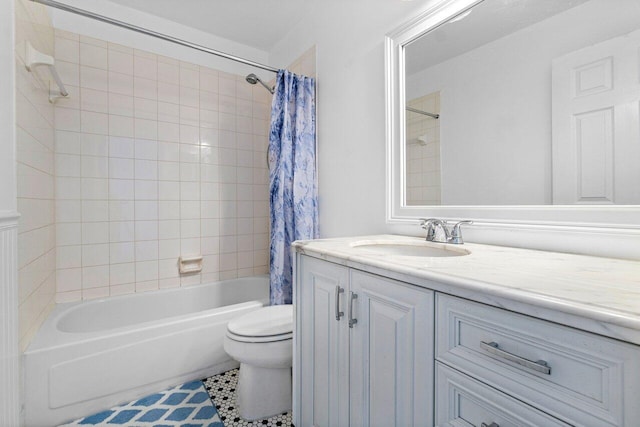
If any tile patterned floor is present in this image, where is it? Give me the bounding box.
[59,380,223,426]
[203,369,293,427]
[59,369,292,427]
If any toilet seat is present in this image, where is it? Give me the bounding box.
[226,305,293,343]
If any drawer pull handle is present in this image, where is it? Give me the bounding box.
[335,286,344,321]
[481,423,499,427]
[480,341,551,375]
[348,292,358,328]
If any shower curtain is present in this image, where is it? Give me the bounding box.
[268,70,318,305]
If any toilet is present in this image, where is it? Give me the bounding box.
[223,304,293,421]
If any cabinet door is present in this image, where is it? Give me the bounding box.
[349,270,434,427]
[296,255,350,427]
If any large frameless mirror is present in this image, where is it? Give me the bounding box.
[385,0,640,228]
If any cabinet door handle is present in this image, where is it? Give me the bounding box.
[335,286,344,321]
[348,292,358,328]
[480,341,551,375]
[481,423,499,427]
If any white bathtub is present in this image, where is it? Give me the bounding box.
[23,276,269,427]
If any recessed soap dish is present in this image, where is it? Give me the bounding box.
[178,255,203,274]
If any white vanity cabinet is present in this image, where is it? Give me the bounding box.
[435,294,640,427]
[295,254,434,427]
[294,239,640,427]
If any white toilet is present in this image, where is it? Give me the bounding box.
[223,304,293,421]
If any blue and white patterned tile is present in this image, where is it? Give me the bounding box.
[59,381,223,426]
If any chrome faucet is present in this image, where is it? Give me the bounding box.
[419,218,473,244]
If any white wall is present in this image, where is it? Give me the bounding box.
[0,0,20,423]
[405,0,640,206]
[269,0,438,238]
[1,0,17,215]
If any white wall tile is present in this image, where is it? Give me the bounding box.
[110,242,135,264]
[109,178,134,200]
[57,245,81,269]
[134,77,157,100]
[108,50,133,75]
[109,93,134,117]
[56,154,81,177]
[109,221,134,243]
[81,133,108,157]
[110,263,135,285]
[82,244,109,267]
[134,180,158,200]
[159,239,180,259]
[53,32,274,302]
[109,136,134,159]
[109,115,135,137]
[55,37,79,63]
[56,268,82,292]
[134,139,157,160]
[81,156,108,178]
[109,200,134,221]
[56,223,81,246]
[135,221,158,241]
[80,43,108,69]
[135,260,158,281]
[81,178,108,200]
[56,200,82,222]
[55,108,81,132]
[81,200,109,222]
[82,265,109,288]
[81,111,108,135]
[135,159,157,180]
[80,88,108,113]
[135,201,158,220]
[82,286,110,300]
[158,220,180,239]
[80,66,108,91]
[56,130,81,154]
[82,222,109,244]
[134,98,157,120]
[109,158,134,179]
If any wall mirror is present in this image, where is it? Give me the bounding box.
[386,0,640,229]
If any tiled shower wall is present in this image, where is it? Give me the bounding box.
[15,0,57,350]
[406,92,441,206]
[53,30,271,302]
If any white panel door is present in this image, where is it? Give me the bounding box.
[349,270,434,427]
[297,255,350,427]
[552,29,640,204]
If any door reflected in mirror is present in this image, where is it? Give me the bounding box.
[403,0,640,206]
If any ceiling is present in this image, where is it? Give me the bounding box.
[106,0,310,51]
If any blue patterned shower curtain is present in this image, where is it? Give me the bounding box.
[268,70,318,305]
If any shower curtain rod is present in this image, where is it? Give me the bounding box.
[31,0,280,74]
[406,106,439,119]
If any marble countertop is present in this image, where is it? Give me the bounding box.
[293,235,640,345]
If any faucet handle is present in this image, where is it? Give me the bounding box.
[449,220,473,244]
[418,218,439,241]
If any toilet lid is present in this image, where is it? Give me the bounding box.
[227,305,293,338]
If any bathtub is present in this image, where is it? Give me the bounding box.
[23,276,269,427]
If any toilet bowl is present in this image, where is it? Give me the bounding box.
[223,304,293,421]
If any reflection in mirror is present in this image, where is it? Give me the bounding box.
[403,0,640,206]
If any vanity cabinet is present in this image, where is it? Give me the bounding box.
[435,294,640,427]
[294,251,640,427]
[296,255,434,427]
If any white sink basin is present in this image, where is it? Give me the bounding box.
[350,240,470,257]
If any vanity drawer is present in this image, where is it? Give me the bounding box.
[436,293,640,427]
[435,362,570,427]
